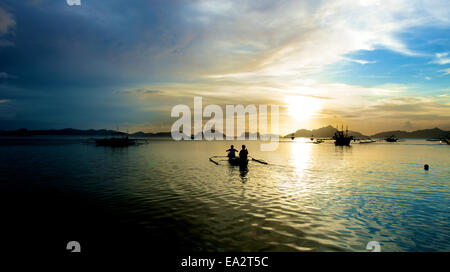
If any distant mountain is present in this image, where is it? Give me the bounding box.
[284,126,450,139]
[131,131,172,137]
[370,128,450,138]
[2,126,448,139]
[0,128,272,139]
[237,132,280,139]
[0,128,125,136]
[285,125,368,138]
[0,128,179,138]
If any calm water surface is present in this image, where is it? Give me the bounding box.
[0,137,449,252]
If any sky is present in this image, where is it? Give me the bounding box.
[0,0,449,135]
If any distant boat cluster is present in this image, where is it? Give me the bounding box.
[1,126,449,147]
[289,126,450,146]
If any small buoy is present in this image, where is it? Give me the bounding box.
[424,164,429,171]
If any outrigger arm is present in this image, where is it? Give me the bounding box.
[208,155,269,165]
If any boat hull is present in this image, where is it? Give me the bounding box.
[333,130,353,146]
[228,157,249,167]
[385,139,398,142]
[334,138,352,146]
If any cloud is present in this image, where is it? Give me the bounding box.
[66,0,81,6]
[440,68,450,75]
[0,39,13,47]
[356,96,449,119]
[343,58,376,65]
[121,88,162,98]
[432,52,450,65]
[316,92,450,134]
[4,0,449,85]
[133,89,160,94]
[26,0,50,5]
[189,0,449,79]
[0,7,15,46]
[0,72,17,79]
[1,0,449,132]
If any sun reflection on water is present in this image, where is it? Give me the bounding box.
[290,139,313,180]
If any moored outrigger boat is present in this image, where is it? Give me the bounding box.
[94,127,137,147]
[356,138,376,144]
[209,155,268,166]
[95,136,136,147]
[359,139,376,144]
[385,135,398,142]
[228,157,249,167]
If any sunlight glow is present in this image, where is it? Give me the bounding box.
[285,96,323,120]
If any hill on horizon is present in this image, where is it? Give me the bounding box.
[1,126,449,139]
[370,127,450,138]
[284,126,450,139]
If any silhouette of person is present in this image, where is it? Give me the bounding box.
[226,145,238,159]
[239,145,248,161]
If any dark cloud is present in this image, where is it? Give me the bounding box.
[0,0,198,129]
[125,89,161,95]
[0,0,449,131]
[382,113,450,121]
[0,6,15,35]
[0,6,15,48]
[0,0,198,88]
[0,72,16,79]
[370,103,426,112]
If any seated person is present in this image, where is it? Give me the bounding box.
[226,145,238,159]
[239,145,248,161]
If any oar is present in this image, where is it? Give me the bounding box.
[250,157,268,165]
[209,158,219,165]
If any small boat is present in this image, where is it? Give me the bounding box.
[442,137,450,145]
[228,157,249,167]
[360,140,376,144]
[359,138,376,144]
[95,136,136,147]
[385,135,398,142]
[313,139,323,144]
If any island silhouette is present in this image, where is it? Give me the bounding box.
[1,125,449,139]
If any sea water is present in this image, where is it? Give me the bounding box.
[0,137,448,252]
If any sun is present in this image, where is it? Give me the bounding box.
[285,96,322,120]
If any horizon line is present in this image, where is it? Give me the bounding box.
[2,125,449,136]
